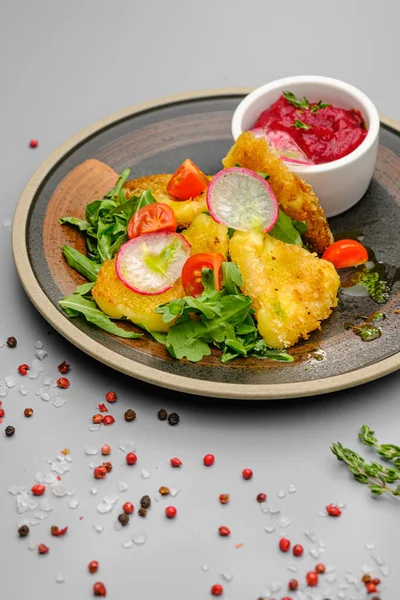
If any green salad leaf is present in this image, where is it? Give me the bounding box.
[62,246,100,281]
[59,292,142,339]
[283,91,309,109]
[269,209,307,246]
[60,168,156,264]
[156,266,294,363]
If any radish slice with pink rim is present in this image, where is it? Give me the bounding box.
[206,167,278,233]
[116,232,190,295]
[251,128,314,166]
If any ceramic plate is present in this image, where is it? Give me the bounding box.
[12,90,400,399]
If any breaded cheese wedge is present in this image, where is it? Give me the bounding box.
[124,174,208,229]
[182,213,229,258]
[92,259,184,332]
[92,214,228,332]
[222,132,333,254]
[229,231,340,349]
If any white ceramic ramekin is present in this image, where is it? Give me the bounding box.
[231,76,380,217]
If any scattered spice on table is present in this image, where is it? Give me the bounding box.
[29,139,39,148]
[306,571,318,586]
[18,525,29,537]
[101,444,111,456]
[242,468,253,480]
[118,513,129,526]
[57,361,70,374]
[92,414,103,424]
[57,377,70,389]
[6,336,17,348]
[168,412,180,426]
[126,452,137,465]
[279,538,291,552]
[24,407,33,417]
[204,454,215,466]
[51,525,68,536]
[98,403,108,413]
[18,363,30,375]
[293,543,304,557]
[124,409,136,422]
[138,507,147,518]
[326,503,342,517]
[93,582,106,596]
[88,561,99,574]
[5,425,15,437]
[102,461,113,473]
[140,495,151,509]
[105,391,117,403]
[218,526,231,537]
[94,466,107,479]
[102,415,115,426]
[170,457,182,467]
[31,484,46,496]
[38,543,49,555]
[157,408,168,421]
[159,486,170,496]
[211,583,223,596]
[123,502,134,514]
[165,506,177,518]
[256,493,267,502]
[219,493,230,504]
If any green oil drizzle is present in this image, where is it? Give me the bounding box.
[344,311,385,342]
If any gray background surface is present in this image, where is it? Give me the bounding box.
[0,1,399,598]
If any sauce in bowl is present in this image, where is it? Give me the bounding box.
[253,92,367,165]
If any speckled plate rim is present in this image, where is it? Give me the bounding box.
[12,88,400,399]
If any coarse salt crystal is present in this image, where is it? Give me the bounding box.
[5,375,17,388]
[122,540,134,549]
[89,425,100,432]
[93,524,104,533]
[97,503,113,514]
[288,484,296,493]
[85,446,98,456]
[264,525,275,534]
[277,490,286,499]
[170,486,181,497]
[53,398,67,408]
[201,565,209,572]
[141,469,150,479]
[69,497,80,509]
[279,517,291,528]
[221,569,233,581]
[91,488,99,495]
[34,340,44,349]
[132,533,147,545]
[56,574,65,583]
[19,385,28,395]
[35,349,48,360]
[380,565,389,577]
[117,482,128,492]
[52,484,68,497]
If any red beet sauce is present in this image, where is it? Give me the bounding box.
[253,95,367,164]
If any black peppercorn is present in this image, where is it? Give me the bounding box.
[118,513,129,526]
[157,408,168,421]
[18,525,29,537]
[140,495,151,509]
[168,412,180,426]
[5,425,15,437]
[124,409,136,422]
[138,507,147,518]
[6,336,17,348]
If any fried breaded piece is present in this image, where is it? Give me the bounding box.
[222,132,333,253]
[124,175,208,229]
[92,214,227,332]
[182,213,229,258]
[92,259,185,332]
[229,231,340,349]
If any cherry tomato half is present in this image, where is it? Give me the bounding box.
[167,159,209,201]
[182,253,225,297]
[321,239,368,269]
[127,203,177,239]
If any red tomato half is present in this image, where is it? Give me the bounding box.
[167,159,209,201]
[127,203,177,239]
[182,253,225,297]
[321,239,368,269]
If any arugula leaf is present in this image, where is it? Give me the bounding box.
[62,246,100,281]
[166,321,212,361]
[269,210,307,245]
[283,91,309,109]
[292,119,311,130]
[73,282,95,296]
[134,322,167,344]
[59,294,142,339]
[222,262,243,294]
[111,189,156,219]
[158,268,293,363]
[59,217,89,231]
[103,168,130,203]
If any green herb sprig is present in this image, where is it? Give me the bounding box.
[359,424,400,468]
[292,120,311,130]
[283,91,309,109]
[331,425,400,497]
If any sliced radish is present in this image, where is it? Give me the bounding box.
[116,232,190,295]
[251,128,314,166]
[206,167,278,233]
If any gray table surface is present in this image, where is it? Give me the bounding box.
[1,1,399,598]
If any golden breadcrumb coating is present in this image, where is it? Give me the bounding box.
[229,231,340,349]
[222,132,333,253]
